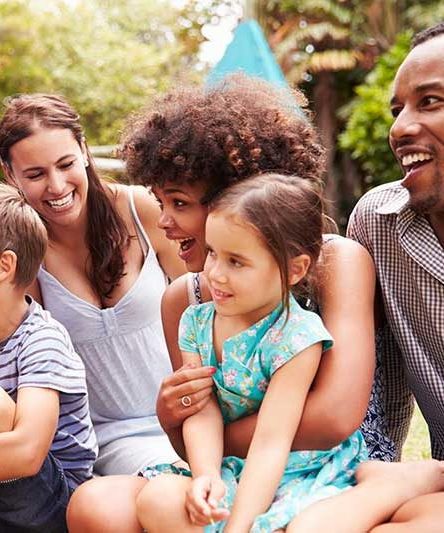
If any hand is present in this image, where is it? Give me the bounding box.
[156,363,215,430]
[186,475,230,526]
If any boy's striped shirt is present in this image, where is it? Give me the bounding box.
[0,298,97,489]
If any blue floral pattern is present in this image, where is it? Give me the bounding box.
[360,328,396,461]
[141,296,368,531]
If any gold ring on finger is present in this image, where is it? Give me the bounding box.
[181,395,192,407]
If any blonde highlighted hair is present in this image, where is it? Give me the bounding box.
[0,184,47,287]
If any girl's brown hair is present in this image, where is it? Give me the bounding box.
[209,173,325,317]
[0,94,130,300]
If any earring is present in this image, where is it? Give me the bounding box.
[84,159,89,168]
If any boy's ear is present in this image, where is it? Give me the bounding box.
[0,250,18,283]
[288,254,311,286]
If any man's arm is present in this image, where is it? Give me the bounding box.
[348,194,414,459]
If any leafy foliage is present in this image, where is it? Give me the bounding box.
[339,32,411,188]
[0,0,218,145]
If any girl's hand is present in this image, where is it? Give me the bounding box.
[186,475,230,526]
[156,363,216,431]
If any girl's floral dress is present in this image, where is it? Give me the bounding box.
[140,295,368,532]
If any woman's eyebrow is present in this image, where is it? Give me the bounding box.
[23,154,76,172]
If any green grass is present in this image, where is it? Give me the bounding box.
[401,404,431,461]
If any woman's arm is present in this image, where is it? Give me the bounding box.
[225,344,322,533]
[132,186,186,280]
[157,275,214,457]
[294,237,375,447]
[224,238,376,456]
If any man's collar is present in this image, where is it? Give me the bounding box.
[376,185,410,215]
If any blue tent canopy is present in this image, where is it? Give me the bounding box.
[207,19,287,87]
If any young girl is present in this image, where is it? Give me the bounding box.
[136,173,367,532]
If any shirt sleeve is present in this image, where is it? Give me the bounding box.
[263,311,333,378]
[17,322,87,395]
[378,324,414,460]
[347,194,373,254]
[178,305,200,354]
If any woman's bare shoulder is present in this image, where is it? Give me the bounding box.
[163,272,211,310]
[321,234,373,269]
[319,235,375,298]
[163,273,190,310]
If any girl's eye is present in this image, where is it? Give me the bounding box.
[206,246,216,257]
[421,95,440,107]
[173,199,187,208]
[390,106,402,118]
[230,258,243,268]
[60,160,75,170]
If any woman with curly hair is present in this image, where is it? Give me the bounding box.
[68,74,444,533]
[66,74,376,531]
[121,74,378,459]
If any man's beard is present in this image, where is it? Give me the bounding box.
[407,167,443,215]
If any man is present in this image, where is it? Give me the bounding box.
[346,21,444,531]
[348,21,444,463]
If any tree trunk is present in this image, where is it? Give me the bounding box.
[312,71,339,223]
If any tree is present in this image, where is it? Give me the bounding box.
[339,33,410,189]
[0,0,225,144]
[253,0,444,221]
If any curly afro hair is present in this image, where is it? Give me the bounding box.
[121,73,326,200]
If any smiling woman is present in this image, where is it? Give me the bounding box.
[7,128,89,231]
[65,74,376,532]
[0,94,186,483]
[153,181,208,272]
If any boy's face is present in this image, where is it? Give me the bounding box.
[389,35,444,214]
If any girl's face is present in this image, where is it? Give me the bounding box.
[7,127,89,232]
[153,181,209,273]
[204,211,283,327]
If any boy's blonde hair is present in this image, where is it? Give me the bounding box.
[0,184,47,287]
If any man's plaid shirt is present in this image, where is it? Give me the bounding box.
[348,181,444,459]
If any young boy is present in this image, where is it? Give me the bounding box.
[0,184,97,532]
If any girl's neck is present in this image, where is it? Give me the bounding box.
[212,300,281,359]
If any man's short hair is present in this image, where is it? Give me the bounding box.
[0,184,47,287]
[412,21,444,48]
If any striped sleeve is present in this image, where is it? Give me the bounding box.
[17,318,87,395]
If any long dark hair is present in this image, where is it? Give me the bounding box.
[0,94,130,300]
